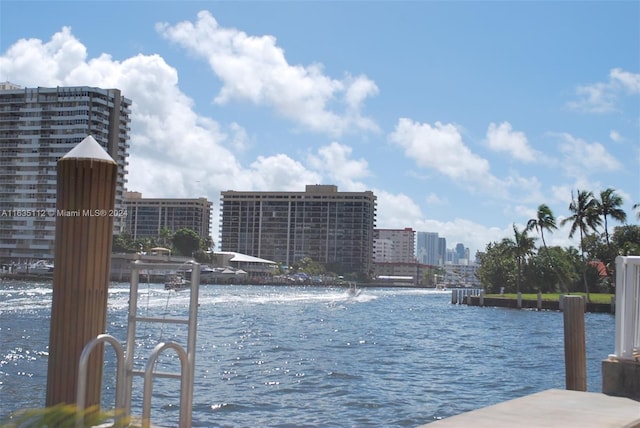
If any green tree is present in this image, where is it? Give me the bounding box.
[527,204,566,291]
[548,246,580,291]
[191,235,215,263]
[561,190,602,301]
[509,224,536,294]
[582,233,615,266]
[596,188,627,246]
[112,231,135,253]
[200,235,214,252]
[476,240,518,293]
[135,236,157,253]
[296,257,326,276]
[524,253,555,293]
[612,225,640,256]
[172,228,201,257]
[158,227,173,248]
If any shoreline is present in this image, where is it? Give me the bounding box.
[463,294,615,314]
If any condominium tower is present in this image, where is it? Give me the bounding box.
[123,191,213,241]
[219,185,377,276]
[0,83,131,261]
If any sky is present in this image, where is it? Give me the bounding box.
[1,1,638,257]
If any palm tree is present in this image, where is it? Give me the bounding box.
[596,188,627,246]
[561,190,602,301]
[511,223,536,294]
[527,204,566,292]
[158,227,172,248]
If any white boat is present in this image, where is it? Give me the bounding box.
[164,274,190,290]
[15,260,54,275]
[346,282,361,297]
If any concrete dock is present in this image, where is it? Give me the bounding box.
[420,389,640,427]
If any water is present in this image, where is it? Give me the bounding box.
[0,280,614,427]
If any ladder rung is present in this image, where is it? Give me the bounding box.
[130,369,182,380]
[133,316,190,324]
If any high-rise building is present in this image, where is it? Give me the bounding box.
[416,231,439,265]
[438,237,447,266]
[373,228,415,263]
[0,84,131,261]
[220,184,377,276]
[123,192,213,241]
[455,243,469,263]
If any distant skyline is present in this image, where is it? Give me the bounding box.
[1,1,638,256]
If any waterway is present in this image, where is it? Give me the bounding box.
[0,280,614,427]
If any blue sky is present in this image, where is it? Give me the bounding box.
[1,1,638,257]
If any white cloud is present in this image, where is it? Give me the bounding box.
[567,81,615,113]
[228,122,250,152]
[426,193,447,205]
[248,154,321,191]
[609,130,623,143]
[610,68,640,93]
[156,10,379,136]
[373,190,424,229]
[567,67,640,113]
[485,122,539,163]
[388,118,505,195]
[0,27,86,86]
[307,142,370,191]
[556,133,622,179]
[503,173,545,205]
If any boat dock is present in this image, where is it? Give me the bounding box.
[420,389,640,427]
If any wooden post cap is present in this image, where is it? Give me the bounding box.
[61,135,116,163]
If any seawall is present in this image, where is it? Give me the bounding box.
[465,295,614,314]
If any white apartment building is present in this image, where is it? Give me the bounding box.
[0,84,131,261]
[373,228,416,263]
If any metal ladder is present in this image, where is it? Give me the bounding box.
[77,260,200,428]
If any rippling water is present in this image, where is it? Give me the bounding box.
[0,280,614,427]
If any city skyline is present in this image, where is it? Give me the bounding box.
[1,2,638,257]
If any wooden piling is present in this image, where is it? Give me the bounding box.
[563,295,587,391]
[610,295,615,315]
[46,136,117,407]
[537,291,542,311]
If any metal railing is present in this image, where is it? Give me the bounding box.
[125,261,200,427]
[612,256,640,360]
[76,260,200,427]
[76,334,126,428]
